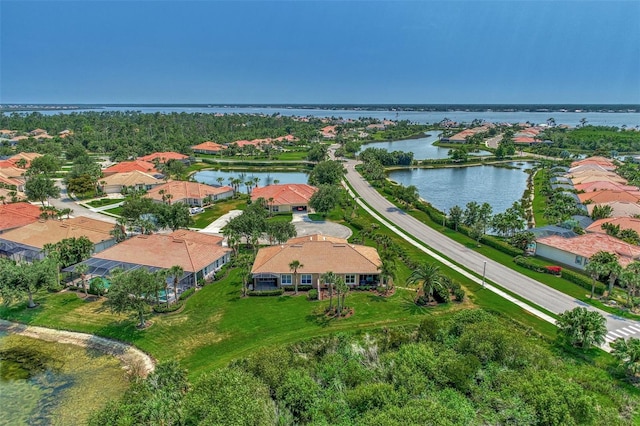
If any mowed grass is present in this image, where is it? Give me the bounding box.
[191,198,248,228]
[86,198,123,208]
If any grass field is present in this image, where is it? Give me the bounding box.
[190,198,248,228]
[86,198,123,208]
[104,206,123,216]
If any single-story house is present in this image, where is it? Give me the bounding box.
[9,152,43,167]
[586,217,640,236]
[574,181,638,193]
[578,190,640,205]
[65,230,232,297]
[251,234,382,290]
[586,201,640,218]
[535,233,640,270]
[98,170,164,194]
[570,157,616,171]
[0,202,42,233]
[191,141,228,154]
[102,160,159,177]
[529,225,578,239]
[146,180,234,206]
[0,217,117,262]
[570,174,628,185]
[251,184,318,213]
[138,151,190,164]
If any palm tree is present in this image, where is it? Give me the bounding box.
[168,265,184,305]
[75,263,89,297]
[621,262,640,309]
[585,257,609,300]
[406,262,446,304]
[611,337,640,377]
[556,307,607,349]
[289,260,303,294]
[334,276,348,317]
[378,259,397,294]
[216,177,224,187]
[321,271,336,309]
[605,262,622,297]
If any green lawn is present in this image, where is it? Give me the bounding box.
[307,213,324,221]
[191,198,248,229]
[86,198,123,208]
[185,162,212,174]
[266,213,293,223]
[104,206,123,216]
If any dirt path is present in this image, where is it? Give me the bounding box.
[0,319,156,377]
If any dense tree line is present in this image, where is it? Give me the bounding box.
[359,147,414,166]
[538,125,640,153]
[90,309,637,425]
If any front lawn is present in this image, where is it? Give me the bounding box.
[191,198,248,229]
[86,198,123,208]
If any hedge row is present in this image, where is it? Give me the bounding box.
[248,289,285,297]
[281,285,314,292]
[513,256,548,273]
[179,288,196,301]
[153,301,184,313]
[479,235,524,257]
[561,269,606,296]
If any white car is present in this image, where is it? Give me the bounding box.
[190,207,204,215]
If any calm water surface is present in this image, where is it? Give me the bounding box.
[194,169,308,187]
[388,162,534,215]
[359,132,490,160]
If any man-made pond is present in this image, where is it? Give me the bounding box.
[388,162,534,215]
[0,331,129,425]
[194,169,309,187]
[359,132,490,160]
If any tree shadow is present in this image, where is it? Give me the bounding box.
[401,296,428,315]
[365,294,388,303]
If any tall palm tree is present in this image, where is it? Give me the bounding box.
[168,265,184,305]
[378,259,396,294]
[334,276,348,317]
[585,259,608,300]
[289,260,303,294]
[406,262,445,304]
[216,177,224,187]
[75,263,89,297]
[321,271,337,309]
[621,262,640,309]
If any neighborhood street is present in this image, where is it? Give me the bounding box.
[340,157,640,343]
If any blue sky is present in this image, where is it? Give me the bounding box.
[1,1,639,104]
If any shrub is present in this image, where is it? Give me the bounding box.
[513,256,547,273]
[153,301,183,313]
[248,289,285,297]
[179,287,195,301]
[433,285,451,303]
[453,287,466,302]
[308,289,318,300]
[281,285,313,292]
[480,235,524,257]
[562,269,606,295]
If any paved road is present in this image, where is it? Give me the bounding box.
[49,179,117,224]
[341,158,639,341]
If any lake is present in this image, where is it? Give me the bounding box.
[359,132,490,160]
[388,162,534,215]
[0,331,128,425]
[24,106,640,127]
[194,169,309,187]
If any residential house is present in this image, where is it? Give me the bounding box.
[251,184,318,213]
[0,217,117,262]
[586,217,640,236]
[138,151,190,163]
[578,190,640,205]
[67,230,232,294]
[146,180,234,206]
[574,181,638,193]
[191,141,228,154]
[98,170,164,194]
[251,234,382,289]
[586,201,640,218]
[0,202,42,233]
[570,156,616,171]
[535,233,640,270]
[102,160,159,177]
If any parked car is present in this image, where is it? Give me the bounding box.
[190,207,204,215]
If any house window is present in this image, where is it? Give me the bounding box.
[576,256,584,265]
[272,205,279,212]
[301,274,312,285]
[345,274,356,285]
[281,274,292,285]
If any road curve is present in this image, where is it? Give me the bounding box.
[341,158,639,337]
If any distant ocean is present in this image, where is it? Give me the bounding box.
[4,104,639,127]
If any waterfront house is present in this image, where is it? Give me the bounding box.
[251,184,317,213]
[138,151,190,164]
[586,217,640,236]
[191,141,228,154]
[586,201,640,218]
[145,180,234,206]
[102,160,159,177]
[251,234,382,290]
[578,190,640,205]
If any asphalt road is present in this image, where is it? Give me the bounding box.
[341,158,639,338]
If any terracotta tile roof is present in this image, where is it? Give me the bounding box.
[287,234,349,244]
[138,151,189,163]
[0,202,42,232]
[0,167,27,178]
[586,201,640,217]
[251,184,317,206]
[102,160,158,175]
[568,164,611,174]
[513,137,537,144]
[570,173,628,185]
[578,190,640,204]
[587,217,640,235]
[191,141,228,152]
[537,233,640,267]
[8,152,43,167]
[574,181,638,193]
[252,235,381,275]
[146,181,233,203]
[99,170,162,187]
[0,217,115,248]
[571,156,616,170]
[93,230,230,273]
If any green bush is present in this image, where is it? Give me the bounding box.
[513,256,547,273]
[480,235,524,257]
[179,287,195,301]
[281,285,313,292]
[562,269,606,295]
[248,289,285,297]
[308,289,318,300]
[453,287,466,302]
[153,302,184,313]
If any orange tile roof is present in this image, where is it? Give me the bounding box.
[0,202,42,232]
[8,152,43,167]
[0,217,115,248]
[252,235,381,275]
[0,167,27,178]
[571,156,616,170]
[513,137,537,144]
[146,180,233,203]
[102,160,158,175]
[251,184,317,206]
[93,230,230,273]
[138,151,189,163]
[191,141,227,152]
[570,174,627,185]
[537,233,640,267]
[587,217,640,235]
[578,190,640,204]
[586,201,640,217]
[99,170,162,187]
[574,181,638,193]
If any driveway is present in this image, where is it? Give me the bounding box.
[48,179,117,224]
[294,214,352,239]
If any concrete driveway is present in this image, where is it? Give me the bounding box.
[293,214,352,239]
